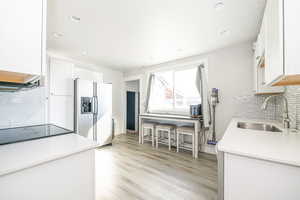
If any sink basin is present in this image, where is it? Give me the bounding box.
[237,122,282,133]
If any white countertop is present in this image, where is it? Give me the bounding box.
[217,118,300,167]
[0,133,98,177]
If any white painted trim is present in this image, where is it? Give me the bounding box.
[124,74,143,82]
[123,77,143,134]
[147,59,208,73]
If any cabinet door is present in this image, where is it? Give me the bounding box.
[97,83,112,146]
[49,59,74,96]
[253,46,259,92]
[49,95,74,131]
[74,67,103,82]
[0,0,44,75]
[264,0,284,85]
[284,1,300,75]
[224,153,300,200]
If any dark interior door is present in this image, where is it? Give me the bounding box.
[126,91,136,131]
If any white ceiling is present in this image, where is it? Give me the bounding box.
[47,0,266,71]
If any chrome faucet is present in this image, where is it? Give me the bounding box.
[261,95,290,129]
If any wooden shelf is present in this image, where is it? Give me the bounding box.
[0,70,37,84]
[273,75,300,86]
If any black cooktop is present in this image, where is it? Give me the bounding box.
[0,124,73,145]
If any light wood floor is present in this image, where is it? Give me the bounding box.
[95,134,218,200]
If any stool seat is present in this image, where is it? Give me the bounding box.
[156,124,175,130]
[143,122,157,128]
[176,126,194,134]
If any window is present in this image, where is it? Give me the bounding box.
[148,67,201,115]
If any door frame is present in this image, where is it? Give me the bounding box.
[123,75,143,134]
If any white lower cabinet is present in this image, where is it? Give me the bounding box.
[224,153,300,200]
[0,150,95,200]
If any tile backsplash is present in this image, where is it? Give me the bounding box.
[284,86,300,130]
[232,92,282,123]
[232,86,300,130]
[0,88,47,129]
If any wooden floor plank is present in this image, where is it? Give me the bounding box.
[95,134,218,200]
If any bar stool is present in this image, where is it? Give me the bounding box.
[141,122,157,147]
[155,124,176,150]
[176,126,195,157]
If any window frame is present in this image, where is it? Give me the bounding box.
[148,63,203,116]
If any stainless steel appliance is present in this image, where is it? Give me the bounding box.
[74,78,113,146]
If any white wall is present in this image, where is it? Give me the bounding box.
[47,52,125,135]
[124,41,254,139]
[126,80,139,92]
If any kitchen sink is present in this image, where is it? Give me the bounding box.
[237,122,282,133]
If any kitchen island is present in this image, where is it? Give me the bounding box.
[0,133,98,200]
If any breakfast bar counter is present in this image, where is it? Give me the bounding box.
[139,113,203,158]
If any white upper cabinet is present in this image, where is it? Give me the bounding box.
[73,67,103,82]
[0,0,46,75]
[253,1,284,95]
[264,0,300,86]
[49,59,74,96]
[264,0,284,85]
[283,1,300,76]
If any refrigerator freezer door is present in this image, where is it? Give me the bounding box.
[74,79,95,141]
[96,83,112,146]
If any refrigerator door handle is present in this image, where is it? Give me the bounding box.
[94,96,99,115]
[91,96,98,115]
[91,96,98,141]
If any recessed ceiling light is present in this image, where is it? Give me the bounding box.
[220,29,230,36]
[70,15,81,22]
[214,1,225,10]
[52,32,63,38]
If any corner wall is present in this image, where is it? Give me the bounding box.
[124,41,279,140]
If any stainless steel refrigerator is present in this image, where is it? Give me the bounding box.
[74,78,113,146]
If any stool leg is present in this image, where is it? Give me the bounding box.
[177,132,179,153]
[156,129,159,149]
[192,134,195,158]
[152,128,154,147]
[168,130,171,151]
[141,127,144,144]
